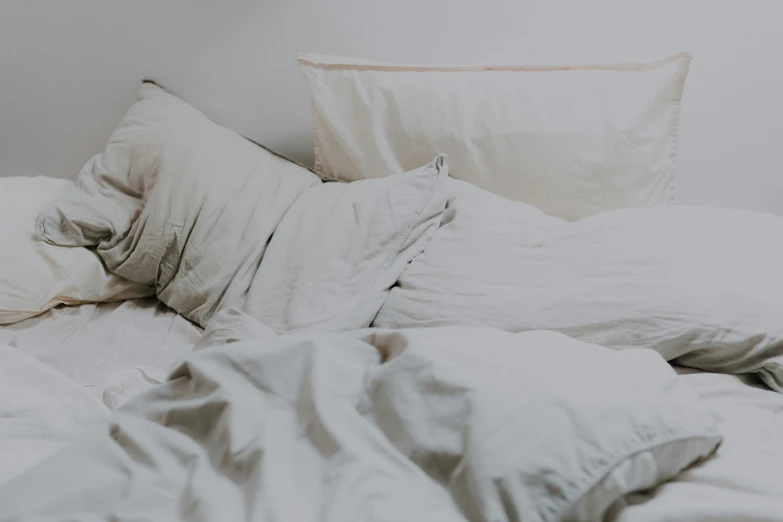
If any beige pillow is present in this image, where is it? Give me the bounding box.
[0,177,152,325]
[35,82,321,326]
[298,53,692,221]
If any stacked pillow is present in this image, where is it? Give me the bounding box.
[30,52,694,329]
[30,53,783,395]
[298,53,783,391]
[36,82,449,331]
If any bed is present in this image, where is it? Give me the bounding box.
[2,304,783,521]
[3,52,783,521]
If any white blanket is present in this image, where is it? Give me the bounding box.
[0,297,202,409]
[0,326,722,522]
[375,179,783,390]
[611,369,783,521]
[0,344,108,485]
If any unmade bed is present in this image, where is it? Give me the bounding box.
[1,305,783,521]
[3,52,783,521]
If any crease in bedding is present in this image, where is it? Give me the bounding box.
[2,306,783,522]
[34,83,450,334]
[374,178,783,391]
[0,323,722,522]
[0,297,202,389]
[5,62,783,522]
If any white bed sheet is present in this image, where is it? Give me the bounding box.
[0,343,108,486]
[1,303,782,519]
[0,297,202,408]
[0,298,201,485]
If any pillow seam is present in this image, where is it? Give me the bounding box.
[666,56,691,206]
[297,52,693,73]
[542,431,720,522]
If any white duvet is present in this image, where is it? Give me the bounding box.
[0,344,108,485]
[0,323,722,521]
[375,179,783,390]
[2,317,783,521]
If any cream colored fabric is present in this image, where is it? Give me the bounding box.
[366,328,720,522]
[243,156,449,333]
[0,177,151,325]
[0,326,720,522]
[298,53,691,221]
[0,343,109,486]
[374,179,783,391]
[35,83,321,326]
[0,297,201,390]
[35,83,448,331]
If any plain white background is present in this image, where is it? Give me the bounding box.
[1,0,781,214]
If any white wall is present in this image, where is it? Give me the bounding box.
[2,0,782,214]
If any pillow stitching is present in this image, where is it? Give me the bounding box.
[297,52,693,73]
[666,57,691,205]
[540,430,720,522]
[312,97,327,179]
[455,427,717,521]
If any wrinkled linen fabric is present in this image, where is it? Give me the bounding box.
[609,367,783,522]
[193,307,277,351]
[243,155,449,332]
[35,83,449,331]
[298,53,691,221]
[0,343,109,486]
[0,326,720,522]
[0,297,201,389]
[374,180,783,391]
[365,328,720,522]
[35,82,321,326]
[0,176,151,325]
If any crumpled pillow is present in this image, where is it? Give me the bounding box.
[35,82,320,326]
[1,176,151,325]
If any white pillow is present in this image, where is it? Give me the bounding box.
[243,156,449,333]
[365,327,721,522]
[298,53,691,221]
[0,177,152,325]
[36,82,321,326]
[374,180,783,391]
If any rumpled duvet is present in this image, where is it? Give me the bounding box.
[0,321,721,522]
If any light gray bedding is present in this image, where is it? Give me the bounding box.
[0,297,201,391]
[35,83,449,333]
[374,179,783,391]
[0,321,720,522]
